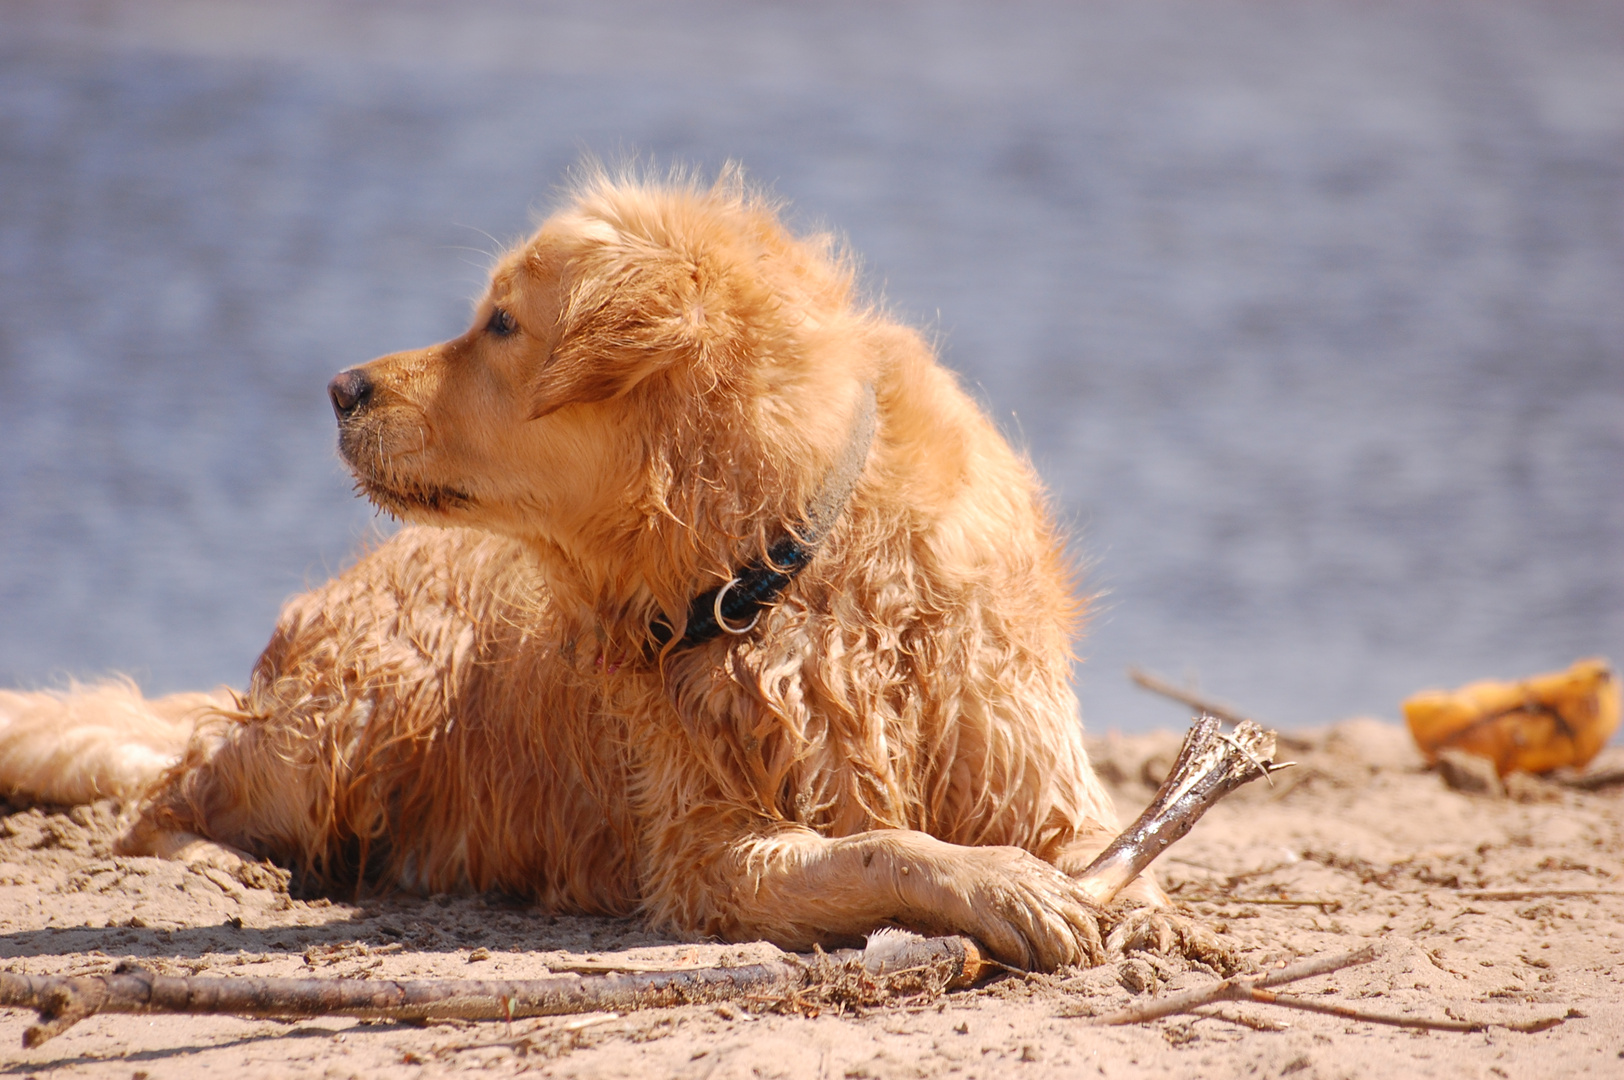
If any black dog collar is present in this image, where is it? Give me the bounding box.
[650,385,878,653]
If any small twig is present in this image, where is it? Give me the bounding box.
[1240,993,1569,1034]
[1093,944,1569,1034]
[1164,856,1298,889]
[1245,991,1489,1032]
[1128,668,1253,728]
[1456,888,1624,901]
[1197,1006,1290,1032]
[546,959,702,974]
[1181,896,1343,911]
[1094,944,1381,1025]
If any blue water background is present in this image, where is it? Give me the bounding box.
[2,1,1621,735]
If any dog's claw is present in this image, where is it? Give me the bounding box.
[920,846,1108,971]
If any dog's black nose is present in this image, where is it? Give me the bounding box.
[328,369,373,420]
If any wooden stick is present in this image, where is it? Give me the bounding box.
[0,936,986,1047]
[1093,944,1568,1034]
[1078,713,1290,905]
[1128,668,1253,728]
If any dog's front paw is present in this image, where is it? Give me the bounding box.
[913,846,1105,972]
[1103,903,1239,975]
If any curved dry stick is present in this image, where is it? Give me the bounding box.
[1093,943,1568,1034]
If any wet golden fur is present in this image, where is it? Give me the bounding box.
[1,169,1161,969]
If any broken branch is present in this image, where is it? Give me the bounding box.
[1095,943,1381,1025]
[1079,713,1291,904]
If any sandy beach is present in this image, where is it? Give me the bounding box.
[4,719,1620,1079]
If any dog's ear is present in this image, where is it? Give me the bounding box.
[529,238,727,420]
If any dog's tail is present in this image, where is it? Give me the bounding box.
[0,679,230,805]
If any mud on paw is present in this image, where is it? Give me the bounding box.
[1102,901,1240,975]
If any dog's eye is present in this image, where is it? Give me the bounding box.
[486,307,518,338]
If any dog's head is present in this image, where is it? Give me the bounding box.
[330,170,885,620]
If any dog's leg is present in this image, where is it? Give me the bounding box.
[117,529,579,899]
[648,825,1108,971]
[118,659,399,889]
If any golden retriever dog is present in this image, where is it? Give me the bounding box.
[0,168,1173,971]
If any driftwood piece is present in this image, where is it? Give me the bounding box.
[0,713,1285,1046]
[0,935,986,1048]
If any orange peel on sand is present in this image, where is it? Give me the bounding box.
[1403,658,1620,778]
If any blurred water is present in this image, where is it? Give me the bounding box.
[1,0,1621,734]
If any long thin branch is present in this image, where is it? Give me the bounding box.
[1093,944,1568,1034]
[1239,991,1565,1034]
[1457,888,1624,901]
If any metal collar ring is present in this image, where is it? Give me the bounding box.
[712,578,762,635]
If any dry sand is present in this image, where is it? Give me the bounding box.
[3,720,1621,1078]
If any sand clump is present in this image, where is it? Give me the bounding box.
[3,720,1622,1078]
